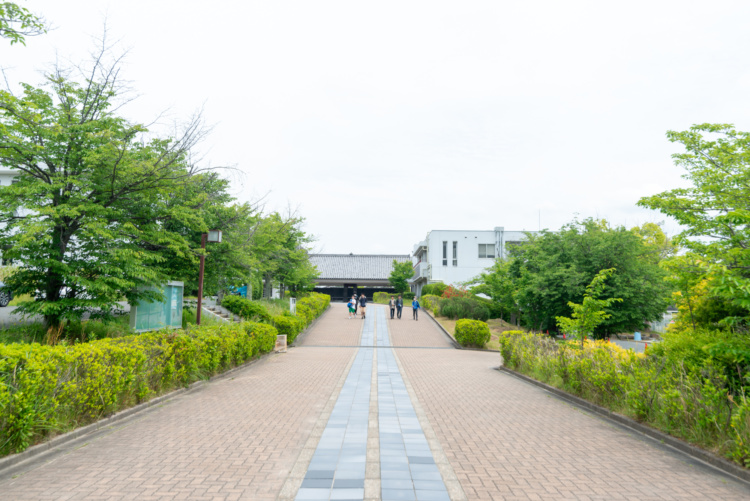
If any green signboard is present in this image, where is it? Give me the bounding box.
[129,281,184,332]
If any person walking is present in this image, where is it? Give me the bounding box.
[389,296,396,319]
[396,295,403,319]
[412,296,420,320]
[359,293,367,319]
[352,294,358,317]
[347,297,355,319]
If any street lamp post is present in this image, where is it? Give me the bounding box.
[197,230,222,325]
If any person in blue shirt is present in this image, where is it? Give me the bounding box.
[412,297,420,320]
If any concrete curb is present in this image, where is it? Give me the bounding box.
[422,310,501,353]
[0,350,273,480]
[496,365,750,487]
[290,303,331,347]
[422,309,462,349]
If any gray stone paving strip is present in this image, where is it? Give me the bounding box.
[293,312,375,500]
[365,335,380,501]
[376,306,453,501]
[278,357,363,497]
[388,340,467,501]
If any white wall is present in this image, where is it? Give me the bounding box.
[411,227,536,293]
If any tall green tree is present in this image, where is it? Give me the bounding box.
[639,124,750,318]
[0,2,46,45]
[389,260,414,294]
[0,54,211,328]
[556,268,622,346]
[495,218,670,334]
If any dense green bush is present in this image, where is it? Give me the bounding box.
[438,297,490,321]
[403,292,415,300]
[272,315,305,344]
[421,295,441,313]
[497,330,750,468]
[294,292,330,327]
[454,319,491,347]
[373,292,391,304]
[474,296,505,319]
[0,322,277,457]
[222,296,272,322]
[421,282,447,297]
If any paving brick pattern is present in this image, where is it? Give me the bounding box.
[377,307,450,501]
[0,308,358,501]
[297,303,364,347]
[295,312,374,500]
[3,302,750,500]
[392,317,750,500]
[387,313,453,349]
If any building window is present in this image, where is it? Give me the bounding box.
[452,241,457,266]
[442,241,447,266]
[478,244,495,259]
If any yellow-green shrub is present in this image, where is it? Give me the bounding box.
[497,330,750,467]
[454,319,491,347]
[373,292,391,304]
[272,315,305,343]
[0,321,278,457]
[421,295,441,312]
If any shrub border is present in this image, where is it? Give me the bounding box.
[0,307,332,481]
[287,303,330,346]
[423,309,501,352]
[496,365,750,487]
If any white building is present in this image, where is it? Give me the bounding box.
[410,227,536,297]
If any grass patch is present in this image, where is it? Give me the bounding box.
[8,293,33,307]
[0,315,133,345]
[182,308,225,328]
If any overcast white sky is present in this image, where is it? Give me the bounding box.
[3,1,749,254]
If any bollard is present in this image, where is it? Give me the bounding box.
[563,333,566,340]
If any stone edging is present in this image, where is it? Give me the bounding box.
[496,365,750,487]
[289,304,330,347]
[422,309,501,353]
[422,309,461,349]
[0,346,282,480]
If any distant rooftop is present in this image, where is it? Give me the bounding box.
[311,254,410,281]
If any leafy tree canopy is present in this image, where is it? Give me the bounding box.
[639,124,750,317]
[481,218,670,334]
[556,268,622,345]
[389,260,414,294]
[0,51,218,327]
[0,2,46,45]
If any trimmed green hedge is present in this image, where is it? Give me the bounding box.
[294,293,330,330]
[0,322,277,457]
[222,295,273,322]
[272,315,306,344]
[438,297,490,321]
[498,330,750,468]
[455,319,491,347]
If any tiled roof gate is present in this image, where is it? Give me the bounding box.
[310,254,411,281]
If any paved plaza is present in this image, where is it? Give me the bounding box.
[1,303,749,500]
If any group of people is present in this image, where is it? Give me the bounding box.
[346,294,421,320]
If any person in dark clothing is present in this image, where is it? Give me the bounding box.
[396,295,403,319]
[412,297,420,320]
[359,294,367,319]
[389,296,396,319]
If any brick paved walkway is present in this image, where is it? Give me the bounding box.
[1,302,749,500]
[389,312,750,500]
